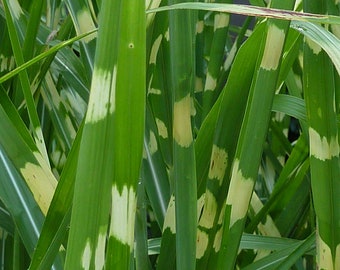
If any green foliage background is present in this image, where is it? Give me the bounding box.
[0,0,339,269]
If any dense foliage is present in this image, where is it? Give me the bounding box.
[0,0,339,269]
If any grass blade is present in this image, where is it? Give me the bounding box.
[148,2,340,25]
[168,1,197,269]
[303,1,340,268]
[2,0,49,163]
[218,1,295,268]
[29,125,83,270]
[64,0,145,269]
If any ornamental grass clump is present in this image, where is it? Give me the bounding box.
[0,0,339,269]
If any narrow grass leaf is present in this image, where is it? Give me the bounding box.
[242,233,314,270]
[291,20,340,76]
[40,72,76,153]
[197,22,265,270]
[64,0,120,266]
[105,0,145,267]
[29,125,83,270]
[21,0,43,61]
[303,1,340,268]
[276,232,315,270]
[0,29,97,84]
[0,145,43,256]
[143,103,171,227]
[65,0,146,269]
[202,0,232,118]
[168,1,197,269]
[148,2,340,25]
[272,94,306,123]
[2,0,49,163]
[218,1,295,268]
[0,103,57,216]
[64,0,96,73]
